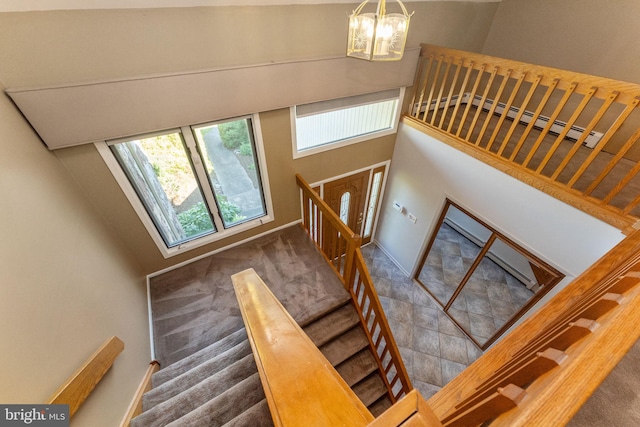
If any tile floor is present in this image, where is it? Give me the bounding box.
[415,222,535,346]
[361,243,484,399]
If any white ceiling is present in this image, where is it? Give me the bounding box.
[0,0,500,13]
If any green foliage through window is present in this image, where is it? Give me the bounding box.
[177,202,214,238]
[218,121,250,150]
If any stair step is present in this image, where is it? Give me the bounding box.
[296,291,352,328]
[353,373,388,407]
[224,399,273,427]
[303,302,360,347]
[131,353,257,427]
[144,340,252,411]
[319,325,369,366]
[336,348,379,387]
[167,372,266,427]
[152,328,248,388]
[369,396,393,417]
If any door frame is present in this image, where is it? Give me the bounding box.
[308,160,390,244]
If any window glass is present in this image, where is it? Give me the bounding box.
[339,192,351,224]
[292,88,404,157]
[104,115,272,255]
[192,119,267,228]
[110,132,216,248]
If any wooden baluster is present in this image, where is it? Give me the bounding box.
[409,55,428,117]
[463,348,567,408]
[496,318,598,377]
[431,57,454,126]
[623,193,640,216]
[415,54,435,120]
[567,97,640,188]
[476,69,512,147]
[456,64,487,138]
[509,78,559,162]
[497,74,542,156]
[536,86,597,173]
[423,55,445,124]
[442,384,527,427]
[465,66,498,142]
[588,126,640,197]
[438,59,463,130]
[487,72,526,152]
[522,81,578,168]
[550,91,619,180]
[447,61,474,134]
[602,144,640,205]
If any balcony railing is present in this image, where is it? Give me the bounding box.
[407,44,640,233]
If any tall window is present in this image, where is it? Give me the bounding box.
[99,115,272,257]
[291,88,404,158]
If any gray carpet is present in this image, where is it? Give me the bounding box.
[569,338,640,426]
[149,224,348,367]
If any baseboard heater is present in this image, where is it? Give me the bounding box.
[414,94,604,149]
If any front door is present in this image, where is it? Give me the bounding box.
[324,170,370,236]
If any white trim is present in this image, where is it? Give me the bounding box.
[291,88,405,159]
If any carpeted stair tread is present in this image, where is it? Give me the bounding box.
[152,328,248,388]
[131,353,257,427]
[166,372,266,427]
[143,339,253,411]
[224,399,273,427]
[319,325,369,366]
[369,396,393,417]
[336,348,379,387]
[295,291,352,328]
[303,302,360,347]
[353,372,387,407]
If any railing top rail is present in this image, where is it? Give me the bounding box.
[48,336,124,418]
[419,44,640,104]
[232,268,374,427]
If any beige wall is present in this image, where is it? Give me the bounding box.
[0,3,499,274]
[0,85,150,426]
[482,0,640,84]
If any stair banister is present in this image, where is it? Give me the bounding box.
[232,268,374,426]
[296,173,413,402]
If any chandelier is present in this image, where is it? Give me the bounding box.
[347,0,413,61]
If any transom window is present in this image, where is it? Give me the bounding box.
[291,88,404,158]
[98,115,272,257]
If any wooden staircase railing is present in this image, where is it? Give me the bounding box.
[48,336,124,418]
[407,43,640,233]
[232,268,375,426]
[296,174,412,403]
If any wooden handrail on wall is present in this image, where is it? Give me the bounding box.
[232,268,374,427]
[48,336,124,418]
[407,44,640,233]
[296,174,413,404]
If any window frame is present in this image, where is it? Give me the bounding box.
[96,113,274,258]
[290,87,405,159]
